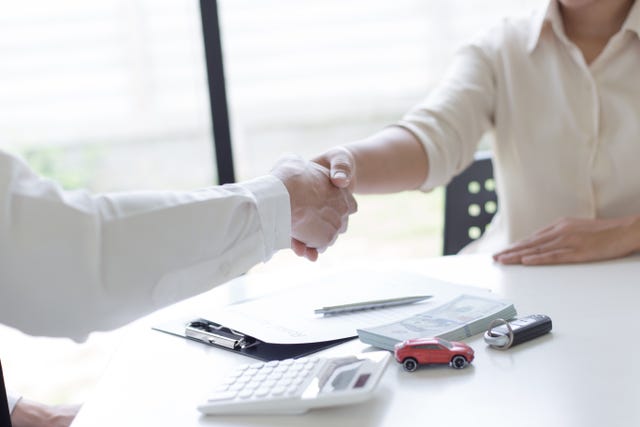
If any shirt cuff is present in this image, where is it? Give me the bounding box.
[8,391,21,414]
[394,121,449,192]
[240,175,291,260]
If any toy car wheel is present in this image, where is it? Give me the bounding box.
[451,355,467,369]
[402,358,418,372]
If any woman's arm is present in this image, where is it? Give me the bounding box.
[314,126,429,194]
[313,44,496,195]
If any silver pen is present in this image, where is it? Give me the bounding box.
[314,295,432,316]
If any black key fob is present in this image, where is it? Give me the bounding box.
[484,314,552,349]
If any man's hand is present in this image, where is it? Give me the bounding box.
[271,154,357,261]
[12,399,80,427]
[493,216,640,265]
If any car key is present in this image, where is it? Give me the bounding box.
[484,314,552,349]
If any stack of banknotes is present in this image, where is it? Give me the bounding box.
[357,294,517,350]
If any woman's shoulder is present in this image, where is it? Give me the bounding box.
[465,10,542,59]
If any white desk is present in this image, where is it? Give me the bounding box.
[71,255,640,427]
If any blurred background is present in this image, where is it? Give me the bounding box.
[0,0,542,406]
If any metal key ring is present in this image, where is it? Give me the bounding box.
[486,318,514,350]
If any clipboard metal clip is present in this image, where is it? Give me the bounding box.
[185,319,258,350]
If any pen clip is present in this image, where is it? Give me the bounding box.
[185,319,257,350]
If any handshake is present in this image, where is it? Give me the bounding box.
[270,147,357,261]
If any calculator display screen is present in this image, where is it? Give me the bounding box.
[309,357,371,395]
[299,352,388,400]
[353,373,371,388]
[324,362,361,391]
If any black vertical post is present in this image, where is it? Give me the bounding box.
[199,0,236,184]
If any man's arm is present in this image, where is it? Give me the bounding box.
[0,150,354,340]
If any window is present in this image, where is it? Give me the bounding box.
[0,0,213,191]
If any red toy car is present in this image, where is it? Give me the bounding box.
[394,337,475,371]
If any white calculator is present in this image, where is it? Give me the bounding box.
[197,351,391,415]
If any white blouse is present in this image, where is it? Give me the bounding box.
[398,0,640,253]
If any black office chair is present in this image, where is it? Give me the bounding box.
[443,152,497,255]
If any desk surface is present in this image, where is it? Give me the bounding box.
[71,255,640,427]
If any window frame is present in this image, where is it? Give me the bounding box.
[200,0,236,184]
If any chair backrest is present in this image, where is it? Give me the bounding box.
[443,152,497,255]
[0,360,12,427]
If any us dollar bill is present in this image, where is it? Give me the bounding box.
[357,294,517,350]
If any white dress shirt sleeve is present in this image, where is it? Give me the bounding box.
[7,391,21,414]
[0,150,291,341]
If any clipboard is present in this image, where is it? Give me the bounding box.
[152,318,355,361]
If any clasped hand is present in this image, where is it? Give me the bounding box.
[271,153,357,261]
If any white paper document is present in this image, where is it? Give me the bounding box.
[204,268,492,344]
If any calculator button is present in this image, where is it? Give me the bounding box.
[243,383,259,392]
[244,380,260,389]
[269,372,283,380]
[299,368,312,378]
[263,379,277,389]
[271,386,286,396]
[237,375,253,383]
[228,383,244,392]
[213,384,229,393]
[260,367,274,375]
[292,377,305,386]
[254,373,268,382]
[280,358,294,366]
[238,389,254,399]
[254,388,271,398]
[219,377,235,385]
[277,377,292,387]
[265,361,279,367]
[207,391,238,402]
[286,385,300,395]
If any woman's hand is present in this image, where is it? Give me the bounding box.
[312,146,357,191]
[493,216,640,265]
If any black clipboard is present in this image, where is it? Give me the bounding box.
[152,318,355,361]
